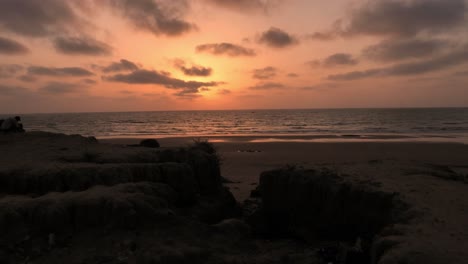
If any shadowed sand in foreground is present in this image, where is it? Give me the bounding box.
[1,132,467,263]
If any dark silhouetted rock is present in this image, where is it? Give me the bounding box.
[158,147,224,195]
[249,167,403,245]
[212,218,251,237]
[186,149,223,195]
[194,187,240,224]
[0,182,177,239]
[140,139,160,148]
[250,186,261,198]
[87,136,98,143]
[0,163,199,205]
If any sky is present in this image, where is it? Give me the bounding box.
[1,0,468,113]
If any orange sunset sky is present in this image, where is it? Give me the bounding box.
[1,0,468,113]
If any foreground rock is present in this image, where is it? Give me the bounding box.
[0,182,177,239]
[247,167,405,263]
[0,133,244,263]
[0,163,196,203]
[247,165,468,264]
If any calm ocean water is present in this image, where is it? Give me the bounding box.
[3,108,468,141]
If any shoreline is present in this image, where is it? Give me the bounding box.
[98,133,468,145]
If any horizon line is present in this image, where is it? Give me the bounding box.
[2,106,468,116]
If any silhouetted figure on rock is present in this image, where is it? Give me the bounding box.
[1,116,24,133]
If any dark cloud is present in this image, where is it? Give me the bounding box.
[306,60,321,68]
[388,47,468,75]
[180,65,212,76]
[28,66,94,77]
[323,53,358,67]
[328,69,383,81]
[217,89,231,95]
[0,85,29,96]
[174,60,212,77]
[453,70,468,77]
[308,53,358,68]
[258,27,298,48]
[102,59,140,73]
[120,90,134,94]
[53,36,113,56]
[0,0,84,37]
[173,88,203,98]
[39,82,83,94]
[0,37,29,55]
[306,20,343,41]
[249,82,284,90]
[252,67,277,80]
[301,83,340,91]
[287,73,299,78]
[306,32,336,41]
[103,69,220,92]
[362,38,449,62]
[0,0,195,38]
[82,78,98,84]
[405,76,441,83]
[328,45,468,81]
[18,75,37,82]
[345,0,466,37]
[204,0,281,12]
[196,43,256,57]
[0,65,23,78]
[311,0,467,42]
[106,0,195,37]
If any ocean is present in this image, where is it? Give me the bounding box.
[4,108,468,142]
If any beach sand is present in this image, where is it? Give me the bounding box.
[103,136,468,262]
[102,137,468,199]
[1,132,467,263]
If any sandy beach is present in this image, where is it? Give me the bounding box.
[102,136,468,200]
[102,136,468,262]
[1,132,467,263]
